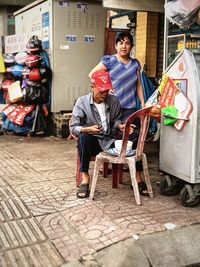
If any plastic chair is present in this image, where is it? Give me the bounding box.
[89,106,154,205]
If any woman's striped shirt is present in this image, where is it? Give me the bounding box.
[101,55,141,109]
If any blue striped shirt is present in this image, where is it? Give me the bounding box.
[101,55,141,109]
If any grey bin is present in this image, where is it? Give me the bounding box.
[159,49,200,207]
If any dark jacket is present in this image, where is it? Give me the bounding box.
[70,93,122,150]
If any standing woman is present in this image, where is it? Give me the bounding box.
[89,32,145,122]
[89,32,148,195]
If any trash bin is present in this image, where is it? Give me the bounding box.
[159,49,200,207]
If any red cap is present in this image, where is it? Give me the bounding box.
[91,70,112,91]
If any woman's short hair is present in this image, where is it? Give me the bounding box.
[115,32,133,46]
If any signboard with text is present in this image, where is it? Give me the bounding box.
[5,33,28,54]
[159,74,193,131]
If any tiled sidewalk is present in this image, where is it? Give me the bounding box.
[0,134,200,266]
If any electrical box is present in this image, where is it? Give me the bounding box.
[160,49,200,184]
[15,0,107,112]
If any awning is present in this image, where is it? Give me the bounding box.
[165,0,200,29]
[103,0,164,13]
[0,0,34,6]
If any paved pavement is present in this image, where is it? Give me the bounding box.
[0,134,200,267]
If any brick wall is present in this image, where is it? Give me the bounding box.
[136,12,158,78]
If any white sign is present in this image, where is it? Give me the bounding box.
[59,0,70,7]
[84,35,95,43]
[77,2,88,11]
[60,44,69,50]
[66,35,77,42]
[5,33,28,54]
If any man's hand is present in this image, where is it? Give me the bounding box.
[81,125,103,134]
[118,123,125,131]
[118,123,134,134]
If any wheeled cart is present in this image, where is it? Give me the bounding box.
[159,49,200,207]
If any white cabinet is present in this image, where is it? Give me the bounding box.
[15,0,107,112]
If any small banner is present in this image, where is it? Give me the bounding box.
[2,104,34,125]
[158,74,179,108]
[159,74,193,131]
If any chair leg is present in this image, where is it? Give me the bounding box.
[76,153,81,187]
[102,162,109,177]
[112,164,123,188]
[89,158,101,200]
[142,153,154,198]
[112,164,119,188]
[118,164,123,184]
[127,158,141,205]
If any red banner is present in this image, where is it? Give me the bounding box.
[2,104,34,125]
[159,76,179,108]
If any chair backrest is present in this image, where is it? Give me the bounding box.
[119,106,153,160]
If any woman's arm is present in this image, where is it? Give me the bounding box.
[136,71,145,108]
[89,62,107,78]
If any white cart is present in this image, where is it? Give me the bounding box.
[159,49,200,207]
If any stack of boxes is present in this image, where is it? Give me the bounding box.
[53,112,72,138]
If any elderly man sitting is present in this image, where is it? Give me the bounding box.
[70,70,124,198]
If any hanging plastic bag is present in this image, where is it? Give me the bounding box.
[22,85,48,104]
[8,81,23,103]
[161,106,178,125]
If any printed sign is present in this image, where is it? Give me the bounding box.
[84,35,95,43]
[159,75,193,131]
[42,12,49,27]
[5,33,28,53]
[59,0,70,7]
[60,44,69,50]
[174,92,193,131]
[66,35,77,42]
[159,75,179,108]
[168,56,187,78]
[31,14,42,38]
[2,104,34,125]
[77,2,88,12]
[42,12,49,49]
[173,79,187,96]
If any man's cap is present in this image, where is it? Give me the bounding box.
[91,70,112,91]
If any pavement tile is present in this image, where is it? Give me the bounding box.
[1,135,200,266]
[0,218,47,251]
[61,203,130,251]
[1,173,45,186]
[40,169,76,181]
[12,181,87,216]
[0,242,64,267]
[21,159,70,172]
[0,178,9,187]
[0,186,19,201]
[37,212,95,261]
[0,197,31,222]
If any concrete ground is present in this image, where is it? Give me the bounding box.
[0,134,200,267]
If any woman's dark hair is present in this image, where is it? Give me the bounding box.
[115,32,133,46]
